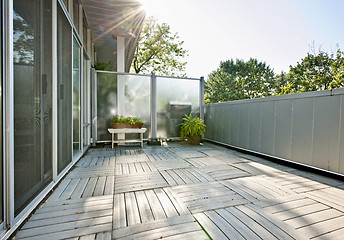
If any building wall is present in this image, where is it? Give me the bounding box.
[205,89,344,175]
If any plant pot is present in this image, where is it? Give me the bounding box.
[133,122,143,128]
[188,135,201,145]
[111,123,131,128]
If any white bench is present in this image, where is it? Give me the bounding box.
[107,128,147,148]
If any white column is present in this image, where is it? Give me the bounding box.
[117,36,125,143]
[117,36,125,114]
[150,73,157,139]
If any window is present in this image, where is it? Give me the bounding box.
[83,15,87,47]
[73,0,79,32]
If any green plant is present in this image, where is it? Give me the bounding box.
[111,115,142,125]
[93,61,113,71]
[132,117,143,124]
[179,113,206,138]
[111,115,124,124]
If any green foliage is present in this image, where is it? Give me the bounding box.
[93,62,113,71]
[131,16,188,77]
[179,113,206,137]
[111,115,142,125]
[278,49,344,94]
[205,58,276,103]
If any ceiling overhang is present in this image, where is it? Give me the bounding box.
[82,0,145,71]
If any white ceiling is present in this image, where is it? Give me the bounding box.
[82,0,145,70]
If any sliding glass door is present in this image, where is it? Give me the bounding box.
[73,38,81,155]
[57,4,72,173]
[13,0,52,215]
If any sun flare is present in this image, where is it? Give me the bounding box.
[139,0,163,17]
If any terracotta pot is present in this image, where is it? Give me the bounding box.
[111,123,131,128]
[188,135,201,145]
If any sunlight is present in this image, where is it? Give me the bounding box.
[139,0,163,17]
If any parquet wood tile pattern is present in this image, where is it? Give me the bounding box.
[15,142,344,239]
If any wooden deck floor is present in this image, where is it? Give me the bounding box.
[14,142,344,240]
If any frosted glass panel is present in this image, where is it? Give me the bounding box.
[156,77,200,138]
[124,75,151,138]
[97,72,117,141]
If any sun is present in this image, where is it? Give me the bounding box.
[139,0,163,17]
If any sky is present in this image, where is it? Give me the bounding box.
[139,0,344,79]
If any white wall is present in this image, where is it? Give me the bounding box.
[205,88,344,175]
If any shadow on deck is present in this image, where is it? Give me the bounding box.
[15,142,344,239]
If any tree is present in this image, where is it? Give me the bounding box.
[205,58,276,103]
[131,16,188,77]
[279,48,344,94]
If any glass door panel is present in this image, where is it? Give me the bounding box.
[57,4,72,173]
[13,0,52,215]
[73,38,80,155]
[83,54,88,148]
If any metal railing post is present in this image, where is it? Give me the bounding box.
[91,68,97,145]
[200,76,205,121]
[149,72,159,145]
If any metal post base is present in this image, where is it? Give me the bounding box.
[148,138,161,146]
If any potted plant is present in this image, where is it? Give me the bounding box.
[111,115,129,128]
[179,113,206,145]
[111,115,144,128]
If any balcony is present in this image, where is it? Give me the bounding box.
[14,142,344,239]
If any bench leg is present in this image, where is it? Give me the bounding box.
[140,133,143,147]
[112,133,114,149]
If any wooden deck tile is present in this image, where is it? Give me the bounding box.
[17,196,113,240]
[146,152,183,162]
[115,161,157,175]
[160,168,214,186]
[66,165,115,179]
[95,231,112,240]
[113,189,189,229]
[172,182,248,213]
[116,154,150,163]
[227,176,295,201]
[113,214,207,240]
[174,150,207,159]
[185,156,225,167]
[194,204,304,240]
[200,164,251,181]
[151,160,191,170]
[114,172,169,194]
